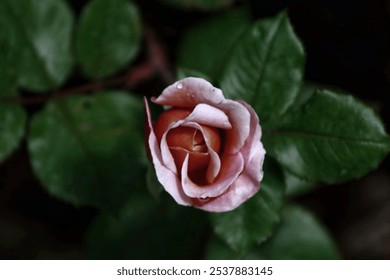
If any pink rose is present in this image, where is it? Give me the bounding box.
[144,77,265,212]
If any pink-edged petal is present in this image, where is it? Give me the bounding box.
[144,97,192,206]
[185,104,232,129]
[181,153,244,198]
[180,122,221,182]
[159,128,178,174]
[152,77,225,108]
[238,100,266,182]
[218,100,251,154]
[158,119,193,174]
[194,170,260,212]
[196,101,266,212]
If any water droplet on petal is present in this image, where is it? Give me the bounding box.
[176,82,183,89]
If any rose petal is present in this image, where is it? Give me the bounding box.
[180,122,221,183]
[144,97,192,206]
[185,104,232,129]
[195,101,266,212]
[193,170,260,212]
[218,100,251,154]
[181,153,244,198]
[238,101,266,182]
[159,128,179,174]
[153,77,225,108]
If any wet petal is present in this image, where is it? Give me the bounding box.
[153,77,225,108]
[185,103,232,129]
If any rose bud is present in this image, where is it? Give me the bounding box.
[144,77,266,212]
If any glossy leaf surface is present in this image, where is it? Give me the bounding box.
[75,0,141,79]
[258,204,340,259]
[220,11,305,120]
[28,92,146,212]
[178,9,251,82]
[264,90,390,183]
[0,0,73,92]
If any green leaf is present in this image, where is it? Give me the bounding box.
[178,9,251,82]
[75,0,141,79]
[204,236,240,260]
[146,161,164,201]
[0,50,15,93]
[284,171,317,197]
[0,0,74,92]
[28,91,146,213]
[258,204,340,259]
[176,68,211,81]
[264,89,390,183]
[209,159,285,255]
[220,11,305,120]
[161,0,234,11]
[0,91,27,163]
[87,194,208,259]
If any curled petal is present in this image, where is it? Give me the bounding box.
[153,77,225,108]
[194,170,260,212]
[185,104,232,129]
[218,100,251,154]
[238,101,266,182]
[159,129,179,174]
[181,153,244,199]
[144,97,192,206]
[180,122,221,182]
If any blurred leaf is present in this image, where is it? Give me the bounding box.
[75,0,141,79]
[206,204,339,260]
[0,91,27,163]
[220,11,305,120]
[161,0,234,11]
[176,67,211,81]
[0,50,15,93]
[178,9,251,82]
[146,161,164,201]
[257,204,340,259]
[284,171,316,197]
[87,194,208,259]
[28,91,146,213]
[204,236,239,260]
[264,89,390,183]
[0,0,74,92]
[209,159,285,255]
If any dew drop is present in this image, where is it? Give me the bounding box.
[176,82,183,89]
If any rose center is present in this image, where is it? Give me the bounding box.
[154,108,222,184]
[167,126,221,184]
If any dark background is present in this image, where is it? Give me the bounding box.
[0,0,389,259]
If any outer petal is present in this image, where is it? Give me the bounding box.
[195,101,265,212]
[238,100,266,182]
[152,77,225,108]
[144,97,192,206]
